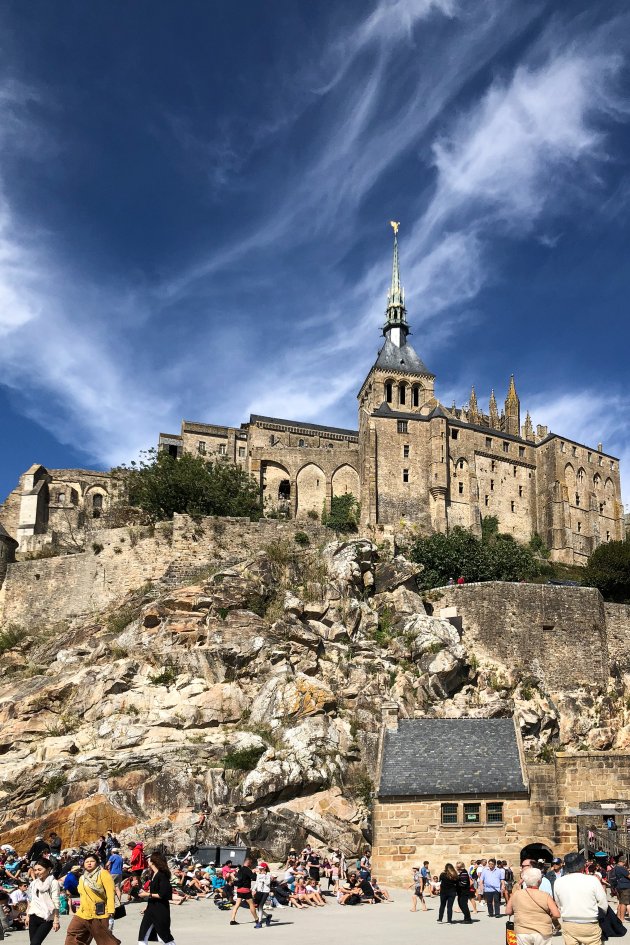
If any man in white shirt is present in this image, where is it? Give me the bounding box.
[554,852,607,945]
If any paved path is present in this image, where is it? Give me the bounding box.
[55,890,526,945]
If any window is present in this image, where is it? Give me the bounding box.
[412,386,420,407]
[490,479,494,491]
[218,444,226,455]
[327,442,334,448]
[298,438,305,447]
[239,447,246,458]
[57,492,65,504]
[518,486,523,498]
[399,383,406,406]
[458,482,464,494]
[572,446,577,456]
[278,480,290,500]
[577,521,582,533]
[513,466,517,477]
[600,503,604,514]
[198,441,206,454]
[403,444,410,458]
[485,495,489,507]
[486,437,492,449]
[588,452,592,462]
[560,441,566,453]
[385,381,393,403]
[486,802,504,824]
[459,459,465,469]
[397,420,408,434]
[577,469,585,483]
[491,460,496,472]
[511,501,515,512]
[518,446,525,458]
[403,469,409,483]
[575,494,580,507]
[611,461,615,470]
[503,442,509,454]
[451,429,459,440]
[269,435,276,446]
[599,457,603,466]
[607,531,611,541]
[441,803,458,825]
[92,493,103,519]
[463,803,480,824]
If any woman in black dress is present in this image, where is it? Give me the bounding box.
[138,853,175,945]
[437,863,458,924]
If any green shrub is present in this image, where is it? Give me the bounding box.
[107,606,138,634]
[322,494,360,533]
[583,540,630,602]
[223,745,265,771]
[149,665,178,686]
[294,531,310,547]
[0,625,25,654]
[307,510,319,521]
[40,773,67,797]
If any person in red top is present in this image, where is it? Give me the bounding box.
[127,842,147,900]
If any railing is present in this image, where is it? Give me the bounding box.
[578,824,630,858]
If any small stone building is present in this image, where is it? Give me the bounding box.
[372,712,534,886]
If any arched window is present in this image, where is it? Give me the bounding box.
[278,480,290,500]
[412,385,420,407]
[298,438,305,447]
[398,383,406,406]
[385,381,393,404]
[92,493,103,519]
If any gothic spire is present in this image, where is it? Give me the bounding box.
[383,221,409,346]
[489,389,500,428]
[469,386,479,422]
[504,374,520,436]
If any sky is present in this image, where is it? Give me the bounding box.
[1,0,630,506]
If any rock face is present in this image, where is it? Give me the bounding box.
[0,534,627,858]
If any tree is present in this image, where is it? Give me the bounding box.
[409,525,542,590]
[323,494,360,533]
[117,449,262,521]
[583,540,630,602]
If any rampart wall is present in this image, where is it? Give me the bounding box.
[432,582,609,688]
[0,515,327,629]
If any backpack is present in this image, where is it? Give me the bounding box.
[610,869,619,890]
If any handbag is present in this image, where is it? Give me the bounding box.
[505,919,517,945]
[113,904,126,920]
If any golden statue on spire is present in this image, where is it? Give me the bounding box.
[390,220,400,234]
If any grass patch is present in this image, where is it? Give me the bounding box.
[149,665,178,687]
[0,625,25,654]
[107,605,139,634]
[108,645,129,660]
[40,773,67,797]
[223,745,266,771]
[294,531,310,547]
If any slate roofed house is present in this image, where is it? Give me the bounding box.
[371,706,540,887]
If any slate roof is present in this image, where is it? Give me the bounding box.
[378,718,527,798]
[374,337,434,378]
[249,415,358,437]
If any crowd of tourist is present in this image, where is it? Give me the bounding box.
[2,830,630,944]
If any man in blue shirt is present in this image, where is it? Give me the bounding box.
[478,858,505,918]
[106,848,124,889]
[62,865,81,897]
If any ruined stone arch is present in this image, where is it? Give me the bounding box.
[577,466,586,485]
[296,463,327,519]
[605,477,615,495]
[594,473,602,489]
[261,461,292,513]
[331,464,359,500]
[83,484,109,519]
[564,463,575,487]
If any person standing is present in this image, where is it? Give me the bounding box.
[437,863,458,924]
[408,867,427,912]
[104,851,123,893]
[611,854,630,923]
[253,863,272,929]
[64,853,119,945]
[506,867,560,945]
[49,835,62,860]
[229,857,258,926]
[554,852,607,945]
[138,853,175,945]
[26,859,61,945]
[479,858,505,918]
[455,862,473,923]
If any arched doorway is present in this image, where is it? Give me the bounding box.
[520,842,553,865]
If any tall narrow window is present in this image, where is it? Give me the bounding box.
[92,493,103,519]
[519,446,525,458]
[513,466,517,477]
[486,802,504,824]
[485,495,489,507]
[486,437,492,449]
[397,420,408,434]
[511,501,515,512]
[412,386,420,407]
[218,444,227,455]
[198,441,206,454]
[458,482,464,494]
[403,469,409,483]
[577,521,582,533]
[519,486,523,498]
[503,442,509,453]
[399,383,406,406]
[298,439,305,447]
[490,479,494,491]
[403,445,410,458]
[385,381,393,403]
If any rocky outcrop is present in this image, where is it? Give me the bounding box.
[0,535,627,858]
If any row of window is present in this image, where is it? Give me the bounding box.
[560,442,615,469]
[198,442,247,458]
[386,381,422,407]
[441,802,503,825]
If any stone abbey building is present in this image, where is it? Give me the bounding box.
[1,229,624,563]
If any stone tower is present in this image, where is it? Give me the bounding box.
[504,375,521,437]
[358,224,445,529]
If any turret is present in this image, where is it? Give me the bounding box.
[489,390,500,429]
[504,375,521,437]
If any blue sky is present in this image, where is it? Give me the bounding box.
[1,0,630,506]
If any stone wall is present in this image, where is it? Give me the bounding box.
[0,514,329,630]
[553,752,630,848]
[432,582,609,689]
[604,603,630,671]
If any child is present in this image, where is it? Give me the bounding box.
[254,862,272,928]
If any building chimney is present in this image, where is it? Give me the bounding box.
[381,701,399,731]
[597,443,603,452]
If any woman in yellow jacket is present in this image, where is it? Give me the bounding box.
[64,854,120,945]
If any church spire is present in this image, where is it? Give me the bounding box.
[504,374,520,436]
[383,221,409,347]
[469,386,479,423]
[489,389,500,429]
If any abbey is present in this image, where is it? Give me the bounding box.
[1,230,624,564]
